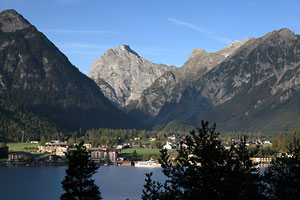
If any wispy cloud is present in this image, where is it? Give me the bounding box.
[42,29,115,34]
[166,17,211,34]
[166,17,232,44]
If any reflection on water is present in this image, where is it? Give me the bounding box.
[0,166,165,200]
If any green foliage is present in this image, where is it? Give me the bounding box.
[156,120,195,133]
[61,142,102,200]
[0,101,63,142]
[131,150,137,161]
[0,143,8,159]
[142,154,151,161]
[121,148,161,161]
[142,121,266,200]
[265,138,300,200]
[257,145,277,156]
[272,128,300,152]
[7,143,39,152]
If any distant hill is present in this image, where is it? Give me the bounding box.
[158,120,195,134]
[0,9,144,137]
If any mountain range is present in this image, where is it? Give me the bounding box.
[0,9,143,133]
[90,29,300,133]
[1,9,300,135]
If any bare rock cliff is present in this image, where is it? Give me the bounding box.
[89,45,175,108]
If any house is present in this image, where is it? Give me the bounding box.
[250,157,272,167]
[163,141,172,150]
[8,152,36,162]
[167,136,176,142]
[83,143,92,149]
[90,149,118,163]
[38,140,69,156]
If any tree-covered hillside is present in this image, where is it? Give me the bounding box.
[0,101,63,142]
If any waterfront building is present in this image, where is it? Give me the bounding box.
[90,149,118,163]
[38,140,69,156]
[8,152,36,162]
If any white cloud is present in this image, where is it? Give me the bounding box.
[166,17,211,34]
[167,17,232,44]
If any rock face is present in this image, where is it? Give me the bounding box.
[0,9,143,130]
[152,28,300,132]
[125,39,248,121]
[0,9,30,32]
[88,45,175,108]
[95,28,300,132]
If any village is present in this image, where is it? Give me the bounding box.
[1,135,277,168]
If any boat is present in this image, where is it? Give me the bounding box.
[135,160,161,168]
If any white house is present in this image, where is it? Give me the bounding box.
[163,141,172,150]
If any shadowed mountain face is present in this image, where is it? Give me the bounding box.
[0,9,143,130]
[124,39,248,122]
[91,27,300,133]
[151,29,300,132]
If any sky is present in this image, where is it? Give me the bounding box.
[1,0,300,75]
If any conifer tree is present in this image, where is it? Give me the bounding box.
[265,138,300,200]
[61,142,102,200]
[142,121,267,200]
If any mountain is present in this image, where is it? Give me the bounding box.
[0,9,143,130]
[153,28,300,133]
[125,39,248,121]
[88,45,175,108]
[91,27,300,133]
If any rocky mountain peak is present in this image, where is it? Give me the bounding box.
[275,28,297,41]
[190,48,207,58]
[0,9,31,32]
[89,45,174,107]
[106,44,140,58]
[217,38,251,57]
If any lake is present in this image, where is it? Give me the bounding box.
[0,166,165,200]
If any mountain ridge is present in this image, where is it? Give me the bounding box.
[0,9,144,131]
[89,44,175,108]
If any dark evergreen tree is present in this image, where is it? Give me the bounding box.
[223,136,266,199]
[142,121,267,200]
[142,172,163,200]
[61,142,102,200]
[0,143,8,159]
[131,150,138,161]
[265,138,300,200]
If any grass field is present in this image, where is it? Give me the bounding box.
[121,148,162,155]
[121,148,165,160]
[7,143,39,152]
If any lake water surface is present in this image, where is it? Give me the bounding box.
[0,166,165,200]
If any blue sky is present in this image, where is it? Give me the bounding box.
[1,0,300,75]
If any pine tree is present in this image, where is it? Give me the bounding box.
[223,136,266,199]
[142,121,267,200]
[0,143,8,159]
[131,150,137,161]
[61,142,102,200]
[265,138,300,200]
